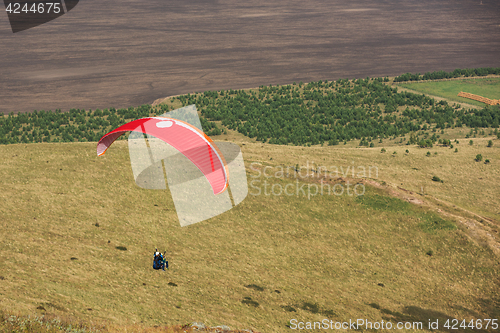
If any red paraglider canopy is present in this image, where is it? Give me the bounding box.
[97,117,228,195]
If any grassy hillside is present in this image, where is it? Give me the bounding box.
[1,134,499,332]
[3,76,500,149]
[400,78,500,107]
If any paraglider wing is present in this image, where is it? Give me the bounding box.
[97,117,228,195]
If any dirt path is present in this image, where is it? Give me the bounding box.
[256,162,500,257]
[365,178,500,257]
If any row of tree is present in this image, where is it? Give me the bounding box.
[394,67,500,82]
[0,104,221,144]
[183,78,499,146]
[1,73,499,146]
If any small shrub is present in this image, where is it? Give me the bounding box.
[475,154,483,162]
[282,305,296,312]
[432,176,443,183]
[426,250,434,256]
[487,140,493,147]
[405,149,409,154]
[418,139,433,148]
[485,159,490,164]
[245,284,264,291]
[322,309,335,317]
[301,302,320,314]
[393,151,397,155]
[381,148,386,153]
[370,142,374,147]
[469,140,474,146]
[116,246,127,251]
[242,297,259,307]
[455,148,458,153]
[434,152,438,155]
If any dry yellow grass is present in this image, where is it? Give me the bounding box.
[0,135,499,332]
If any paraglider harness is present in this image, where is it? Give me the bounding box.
[153,249,168,271]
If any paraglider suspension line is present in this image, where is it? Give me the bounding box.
[207,143,215,172]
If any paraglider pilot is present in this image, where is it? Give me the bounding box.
[153,249,168,271]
